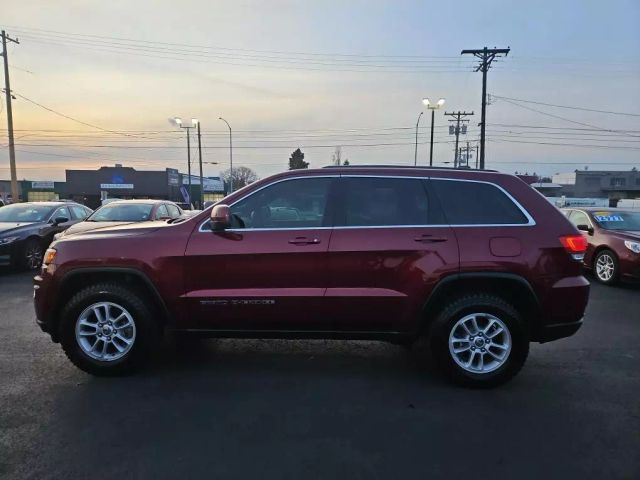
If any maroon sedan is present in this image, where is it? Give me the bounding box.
[563,207,640,285]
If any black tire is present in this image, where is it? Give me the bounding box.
[59,283,158,376]
[19,238,44,270]
[429,294,529,388]
[592,249,619,285]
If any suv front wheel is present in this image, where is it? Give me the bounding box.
[429,294,529,388]
[59,283,158,376]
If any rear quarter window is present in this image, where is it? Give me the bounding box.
[430,179,530,225]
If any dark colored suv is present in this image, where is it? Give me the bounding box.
[34,167,590,387]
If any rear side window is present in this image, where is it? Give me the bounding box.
[430,179,529,225]
[338,177,430,226]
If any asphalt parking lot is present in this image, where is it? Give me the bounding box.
[0,268,638,480]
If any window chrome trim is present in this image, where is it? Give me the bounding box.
[198,174,536,232]
[428,177,536,227]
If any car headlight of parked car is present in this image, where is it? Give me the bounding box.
[0,236,19,245]
[623,240,640,254]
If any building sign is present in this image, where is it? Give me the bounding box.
[181,175,225,192]
[100,183,134,189]
[31,181,55,189]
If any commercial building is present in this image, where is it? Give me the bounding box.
[64,165,225,209]
[534,169,640,207]
[0,180,66,203]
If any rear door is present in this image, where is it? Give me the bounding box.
[325,176,459,333]
[183,176,337,331]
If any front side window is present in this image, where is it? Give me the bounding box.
[88,203,154,222]
[155,204,169,219]
[338,177,430,227]
[51,207,71,222]
[569,211,590,228]
[166,204,181,218]
[71,205,90,220]
[431,179,529,225]
[230,177,332,229]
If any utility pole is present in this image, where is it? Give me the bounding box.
[466,141,470,168]
[1,30,19,203]
[460,47,510,169]
[445,111,473,168]
[475,144,479,169]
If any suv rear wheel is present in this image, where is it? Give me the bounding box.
[59,283,158,376]
[429,294,529,388]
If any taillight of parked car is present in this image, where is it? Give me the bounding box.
[559,235,588,261]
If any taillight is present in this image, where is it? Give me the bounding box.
[559,235,587,260]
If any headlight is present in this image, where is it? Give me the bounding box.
[624,240,640,254]
[0,236,19,245]
[43,248,57,266]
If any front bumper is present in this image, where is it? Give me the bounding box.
[33,271,60,342]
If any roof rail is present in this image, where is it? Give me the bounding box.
[322,164,498,172]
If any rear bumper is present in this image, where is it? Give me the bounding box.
[533,274,590,342]
[537,318,583,343]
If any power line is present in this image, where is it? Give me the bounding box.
[492,94,640,117]
[12,92,151,138]
[8,25,472,60]
[497,97,640,138]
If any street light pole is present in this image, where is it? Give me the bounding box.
[422,98,446,167]
[194,119,203,208]
[219,117,233,193]
[414,112,423,166]
[174,117,195,206]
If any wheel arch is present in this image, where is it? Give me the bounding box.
[420,273,541,338]
[52,267,170,341]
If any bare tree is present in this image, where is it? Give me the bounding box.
[221,166,258,191]
[331,146,349,166]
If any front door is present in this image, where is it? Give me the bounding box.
[183,176,337,331]
[325,176,459,333]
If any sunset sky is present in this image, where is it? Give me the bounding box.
[2,0,639,181]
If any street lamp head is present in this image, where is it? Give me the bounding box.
[422,98,431,107]
[192,118,199,126]
[174,117,182,125]
[437,98,446,107]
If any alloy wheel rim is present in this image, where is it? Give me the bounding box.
[75,302,136,362]
[448,313,512,374]
[25,244,43,269]
[596,254,614,281]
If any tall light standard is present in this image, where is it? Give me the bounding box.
[422,98,446,166]
[218,117,233,193]
[174,117,197,205]
[414,111,424,166]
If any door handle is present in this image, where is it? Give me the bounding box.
[288,237,321,245]
[414,234,448,243]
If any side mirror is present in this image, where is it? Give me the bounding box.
[577,224,593,235]
[210,204,231,231]
[53,216,69,226]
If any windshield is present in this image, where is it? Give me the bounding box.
[0,204,55,223]
[592,211,640,231]
[88,203,154,222]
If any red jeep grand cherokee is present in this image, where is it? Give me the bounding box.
[33,167,590,387]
